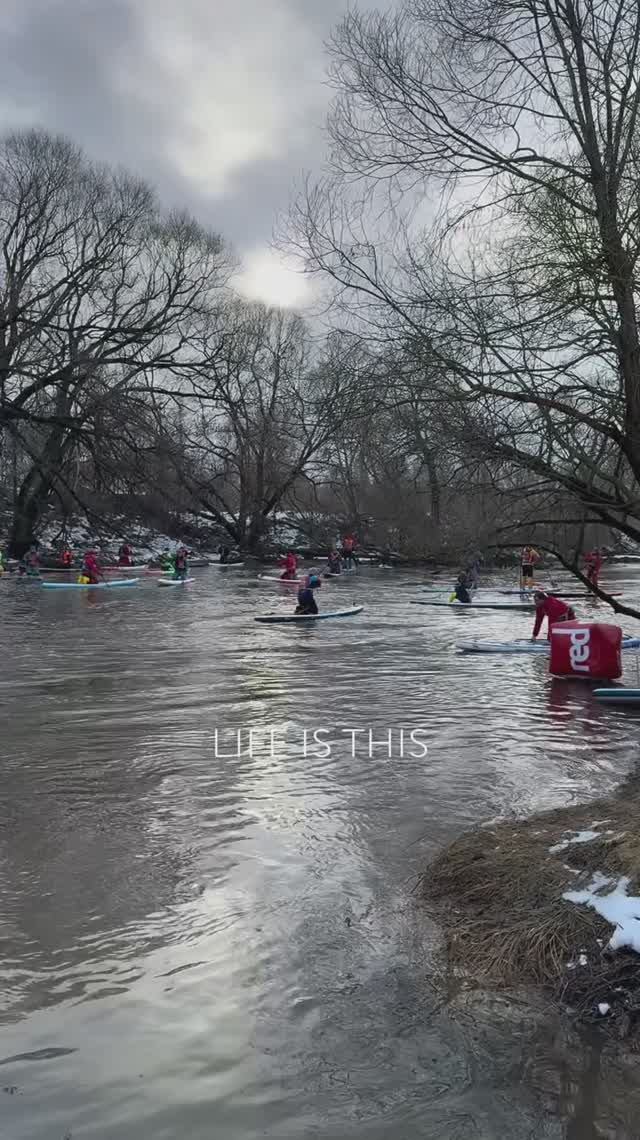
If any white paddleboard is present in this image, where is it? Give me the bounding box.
[457,639,549,654]
[258,574,302,584]
[157,577,195,587]
[255,605,364,624]
[458,636,640,654]
[41,578,139,590]
[411,599,535,611]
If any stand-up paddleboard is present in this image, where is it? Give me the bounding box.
[258,574,302,585]
[36,562,151,574]
[498,589,622,599]
[458,636,640,654]
[212,561,244,568]
[411,599,536,611]
[255,605,363,624]
[108,563,153,574]
[157,577,195,587]
[457,638,550,654]
[594,688,640,705]
[41,578,139,590]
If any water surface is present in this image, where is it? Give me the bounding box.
[1,563,640,1138]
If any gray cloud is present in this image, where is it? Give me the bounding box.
[0,0,352,299]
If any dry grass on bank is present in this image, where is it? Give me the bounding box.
[421,783,640,1032]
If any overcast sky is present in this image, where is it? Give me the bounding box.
[0,0,364,307]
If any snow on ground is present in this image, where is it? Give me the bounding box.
[564,873,640,954]
[549,825,615,853]
[39,518,209,561]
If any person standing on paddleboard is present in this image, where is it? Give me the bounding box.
[327,548,342,575]
[118,542,133,566]
[520,545,540,587]
[341,534,358,568]
[279,551,298,580]
[296,573,321,615]
[19,543,41,577]
[531,591,575,640]
[174,546,189,580]
[584,547,603,589]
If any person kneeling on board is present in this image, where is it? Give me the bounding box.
[531,591,575,640]
[450,572,472,603]
[173,546,189,580]
[296,573,321,615]
[81,550,104,585]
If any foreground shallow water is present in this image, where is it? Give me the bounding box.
[1,563,640,1138]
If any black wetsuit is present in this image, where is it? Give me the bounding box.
[454,582,472,603]
[296,587,318,615]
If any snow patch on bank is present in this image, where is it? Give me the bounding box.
[564,873,640,954]
[549,822,615,853]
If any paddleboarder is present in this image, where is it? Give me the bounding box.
[584,547,603,589]
[341,534,357,568]
[450,572,473,603]
[279,551,298,580]
[531,591,575,640]
[19,543,41,577]
[82,550,104,585]
[521,544,540,587]
[295,573,321,615]
[174,546,189,581]
[118,542,133,566]
[327,549,342,575]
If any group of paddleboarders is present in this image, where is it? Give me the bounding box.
[272,537,360,611]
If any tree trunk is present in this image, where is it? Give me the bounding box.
[9,464,56,557]
[8,424,68,558]
[425,452,441,528]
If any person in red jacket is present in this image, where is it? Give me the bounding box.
[82,550,104,585]
[584,548,603,588]
[531,591,575,640]
[279,551,298,580]
[341,534,358,568]
[60,548,73,567]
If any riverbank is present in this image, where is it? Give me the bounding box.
[422,778,640,1037]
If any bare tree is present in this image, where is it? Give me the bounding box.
[0,128,232,554]
[169,304,364,553]
[289,0,640,552]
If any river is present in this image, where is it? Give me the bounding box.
[1,562,640,1138]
